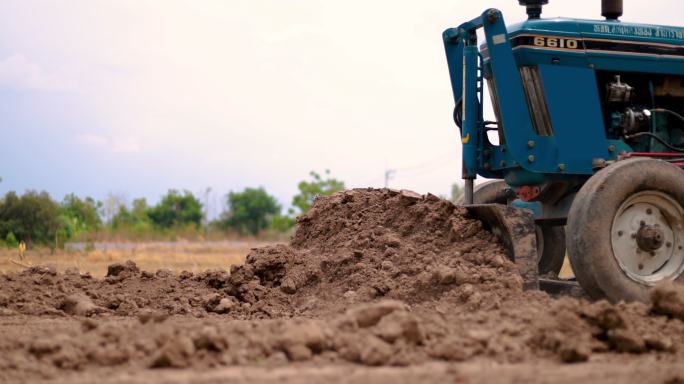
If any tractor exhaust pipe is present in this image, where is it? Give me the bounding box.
[602,0,623,20]
[519,0,548,19]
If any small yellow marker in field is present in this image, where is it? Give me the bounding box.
[18,241,26,261]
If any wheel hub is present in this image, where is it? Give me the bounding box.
[636,223,665,252]
[611,191,684,285]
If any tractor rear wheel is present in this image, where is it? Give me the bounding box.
[567,158,684,302]
[457,180,566,275]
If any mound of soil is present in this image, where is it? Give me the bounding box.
[225,188,522,317]
[0,189,518,319]
[1,188,684,382]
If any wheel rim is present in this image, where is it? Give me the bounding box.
[611,191,684,285]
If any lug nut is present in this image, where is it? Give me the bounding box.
[638,263,644,270]
[666,242,672,248]
[646,208,652,214]
[617,230,623,236]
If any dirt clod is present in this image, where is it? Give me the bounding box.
[107,260,140,277]
[651,282,684,321]
[346,300,409,328]
[138,309,170,324]
[358,335,393,366]
[374,310,424,344]
[59,294,103,316]
[151,336,196,368]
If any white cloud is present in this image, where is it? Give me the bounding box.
[0,54,71,91]
[76,133,141,154]
[76,133,108,146]
[111,137,141,154]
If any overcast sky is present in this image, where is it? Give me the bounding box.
[0,0,680,216]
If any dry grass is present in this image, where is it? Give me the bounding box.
[0,241,277,277]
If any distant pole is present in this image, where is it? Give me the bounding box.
[204,187,212,235]
[384,169,396,188]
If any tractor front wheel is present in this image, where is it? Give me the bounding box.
[567,158,684,302]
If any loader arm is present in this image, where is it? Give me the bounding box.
[443,11,540,290]
[443,9,542,180]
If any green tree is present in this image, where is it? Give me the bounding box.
[450,183,464,202]
[53,194,103,246]
[147,190,203,229]
[111,198,150,228]
[269,214,295,232]
[5,232,18,248]
[221,187,281,235]
[291,170,345,215]
[109,198,154,237]
[0,191,60,247]
[60,194,102,231]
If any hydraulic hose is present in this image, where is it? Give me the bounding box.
[652,108,684,126]
[453,99,463,130]
[625,131,684,153]
[623,108,684,153]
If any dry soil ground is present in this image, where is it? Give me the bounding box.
[1,189,683,383]
[0,240,258,277]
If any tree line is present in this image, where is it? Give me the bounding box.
[0,170,345,248]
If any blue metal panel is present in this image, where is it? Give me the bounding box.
[502,17,684,75]
[586,55,684,75]
[481,10,563,174]
[443,32,464,105]
[462,45,479,179]
[508,18,684,47]
[513,50,589,68]
[443,15,484,105]
[574,19,684,46]
[511,200,543,219]
[443,10,684,221]
[444,10,684,183]
[508,49,684,74]
[511,192,577,222]
[537,64,609,173]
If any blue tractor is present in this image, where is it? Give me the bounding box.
[444,0,684,302]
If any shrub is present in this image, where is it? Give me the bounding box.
[221,187,281,235]
[5,232,18,248]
